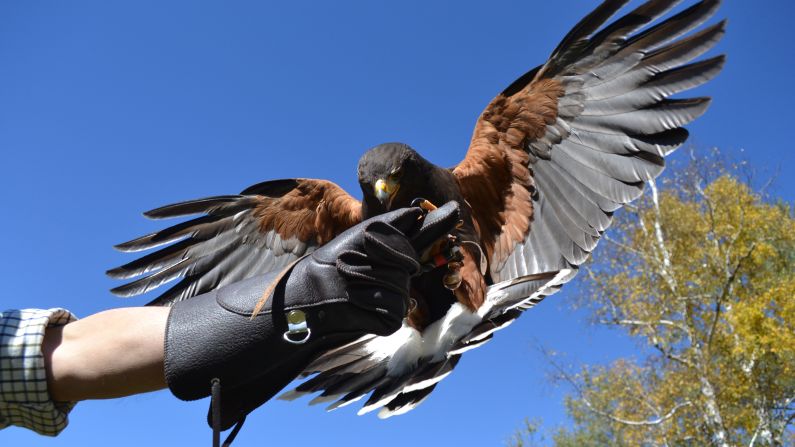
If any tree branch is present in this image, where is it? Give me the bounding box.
[582,398,693,427]
[648,179,679,295]
[599,318,685,331]
[543,349,692,429]
[748,423,760,447]
[707,242,757,348]
[604,234,643,256]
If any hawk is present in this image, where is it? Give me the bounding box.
[109,0,725,418]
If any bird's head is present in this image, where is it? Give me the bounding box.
[357,142,429,214]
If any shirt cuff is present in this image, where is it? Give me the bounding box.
[0,308,78,436]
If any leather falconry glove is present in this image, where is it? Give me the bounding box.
[164,202,461,433]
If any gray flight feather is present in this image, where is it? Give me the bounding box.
[108,185,318,306]
[492,0,724,284]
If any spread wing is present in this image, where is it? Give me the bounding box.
[108,178,361,305]
[281,0,724,417]
[455,0,725,284]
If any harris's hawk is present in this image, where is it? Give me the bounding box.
[109,0,725,418]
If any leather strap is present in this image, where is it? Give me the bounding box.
[210,378,246,447]
[250,255,309,318]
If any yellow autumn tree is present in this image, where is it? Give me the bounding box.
[538,154,794,447]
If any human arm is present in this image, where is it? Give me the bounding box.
[42,306,168,402]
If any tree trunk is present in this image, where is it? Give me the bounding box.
[697,367,731,447]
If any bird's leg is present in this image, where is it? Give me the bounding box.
[452,247,487,311]
[441,239,464,290]
[412,198,466,290]
[406,284,431,330]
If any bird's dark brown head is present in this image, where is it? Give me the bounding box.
[357,142,432,216]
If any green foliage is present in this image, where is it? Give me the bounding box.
[506,418,545,447]
[512,155,795,446]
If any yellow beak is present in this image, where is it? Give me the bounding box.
[374,178,398,206]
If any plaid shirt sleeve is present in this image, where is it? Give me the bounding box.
[0,308,78,436]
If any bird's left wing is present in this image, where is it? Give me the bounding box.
[455,0,725,284]
[108,178,361,305]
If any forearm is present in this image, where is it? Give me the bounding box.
[42,307,169,401]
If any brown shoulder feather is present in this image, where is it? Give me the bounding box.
[252,179,362,246]
[454,78,564,268]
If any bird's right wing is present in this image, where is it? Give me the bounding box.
[108,178,361,306]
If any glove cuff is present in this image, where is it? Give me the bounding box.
[163,266,387,409]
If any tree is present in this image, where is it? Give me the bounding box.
[517,153,795,447]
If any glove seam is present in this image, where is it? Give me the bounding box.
[217,296,351,317]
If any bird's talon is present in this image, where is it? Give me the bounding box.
[421,200,438,212]
[411,198,438,213]
[443,271,462,290]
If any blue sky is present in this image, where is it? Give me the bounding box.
[1,1,793,445]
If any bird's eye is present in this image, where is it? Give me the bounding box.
[389,168,402,180]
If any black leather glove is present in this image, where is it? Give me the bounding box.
[164,202,460,430]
